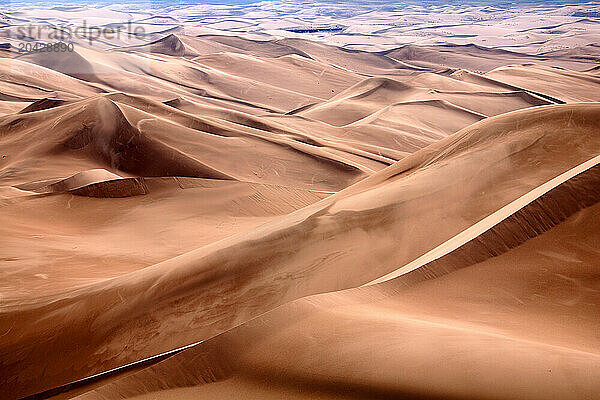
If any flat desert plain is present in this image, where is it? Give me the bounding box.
[1,1,600,399]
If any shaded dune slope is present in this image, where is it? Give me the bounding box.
[18,98,70,114]
[0,93,369,191]
[0,97,235,184]
[17,169,150,198]
[486,64,600,103]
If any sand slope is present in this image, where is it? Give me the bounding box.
[3,103,600,399]
[88,197,600,400]
[74,107,600,400]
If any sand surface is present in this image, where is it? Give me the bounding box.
[1,1,600,399]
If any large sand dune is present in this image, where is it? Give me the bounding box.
[1,1,600,399]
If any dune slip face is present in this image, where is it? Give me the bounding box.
[1,1,600,399]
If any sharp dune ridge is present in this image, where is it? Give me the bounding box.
[368,153,600,286]
[2,2,600,399]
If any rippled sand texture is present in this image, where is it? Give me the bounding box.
[1,2,600,399]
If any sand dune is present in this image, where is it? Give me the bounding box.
[486,64,600,102]
[0,97,235,185]
[384,43,598,73]
[3,103,600,399]
[118,34,188,57]
[87,199,600,400]
[1,2,600,399]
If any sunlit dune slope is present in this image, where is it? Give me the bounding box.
[88,195,600,400]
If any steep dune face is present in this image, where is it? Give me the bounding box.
[0,97,234,184]
[3,104,600,399]
[486,64,600,102]
[587,65,600,75]
[18,98,70,113]
[103,95,368,190]
[419,90,551,117]
[1,91,368,192]
[17,49,103,83]
[301,78,420,125]
[41,169,123,192]
[350,100,485,135]
[0,58,103,101]
[299,74,553,127]
[118,34,188,57]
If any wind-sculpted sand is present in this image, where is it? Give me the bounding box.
[1,1,600,399]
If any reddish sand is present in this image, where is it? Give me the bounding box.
[1,3,600,399]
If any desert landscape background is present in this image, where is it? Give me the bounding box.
[1,0,600,399]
